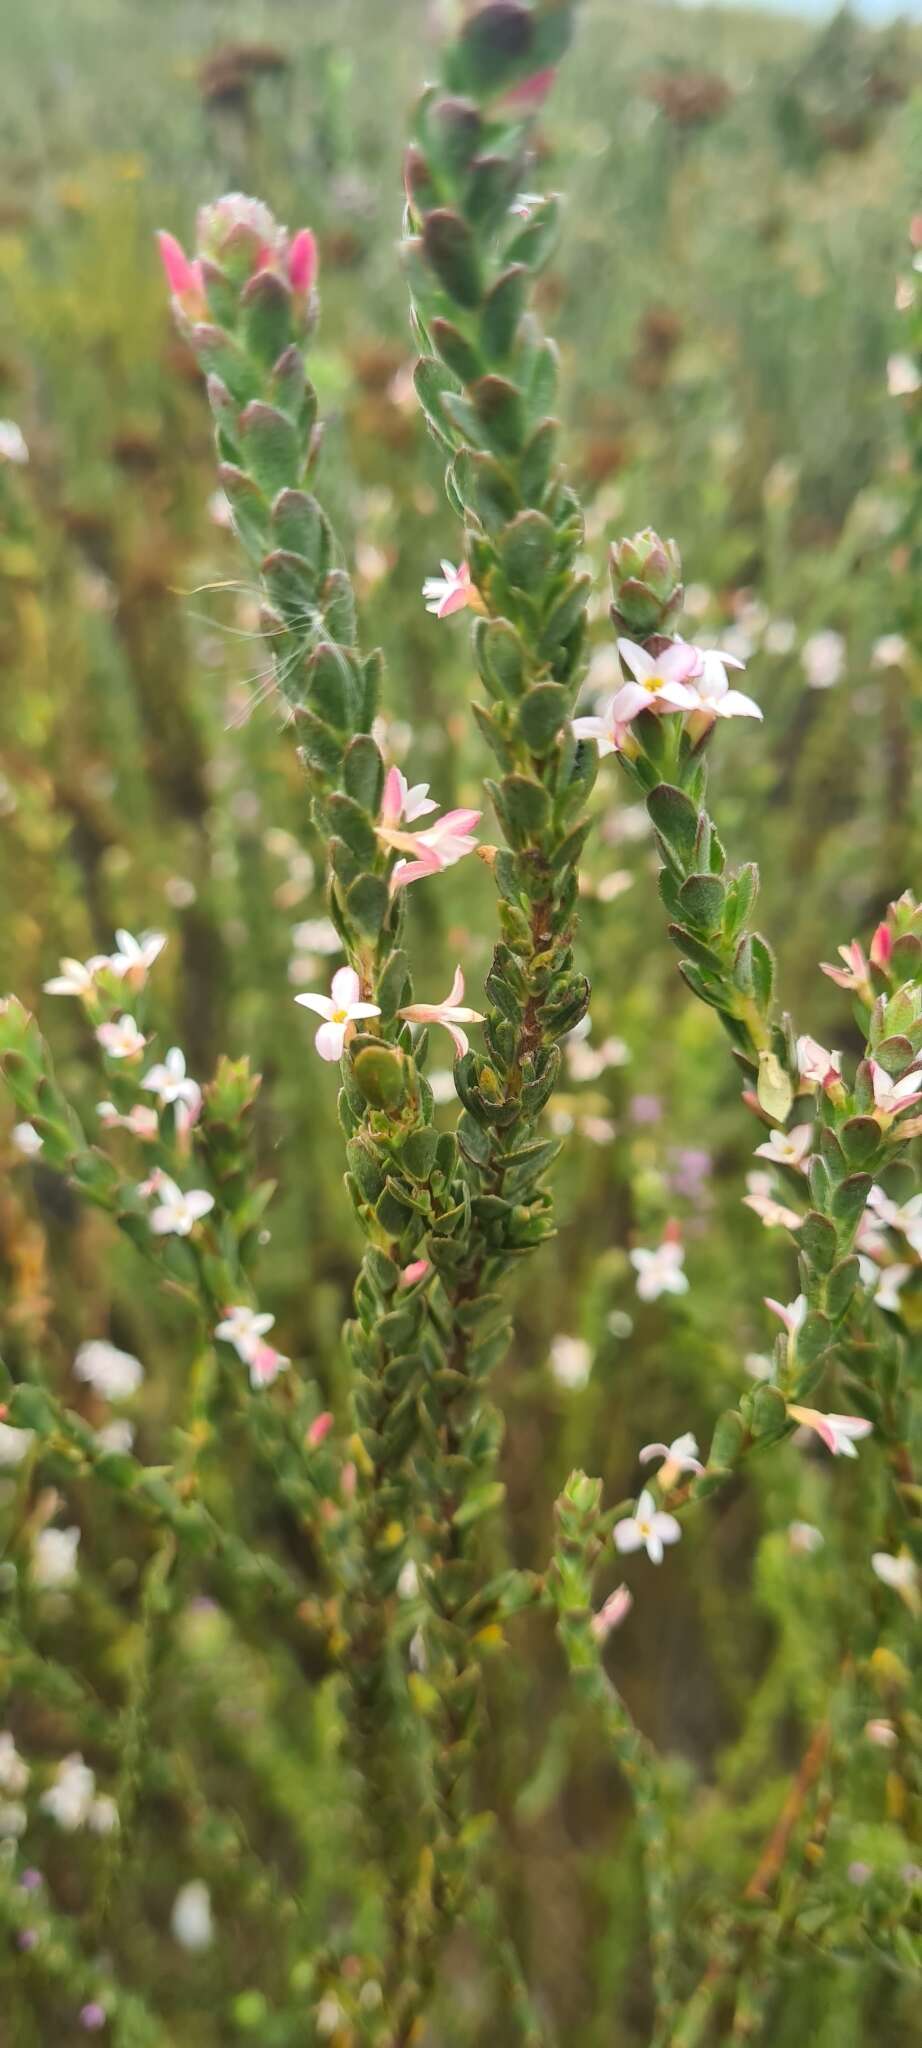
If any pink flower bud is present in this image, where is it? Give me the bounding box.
[307,1411,334,1449]
[287,227,318,297]
[870,921,893,971]
[505,67,556,110]
[399,1257,431,1288]
[156,232,205,315]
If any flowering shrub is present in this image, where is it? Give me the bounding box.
[0,3,919,2043]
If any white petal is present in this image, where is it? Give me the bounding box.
[294,994,335,1019]
[315,1019,347,1062]
[330,966,361,1008]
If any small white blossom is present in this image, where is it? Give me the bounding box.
[147,1176,215,1238]
[171,1879,214,1951]
[11,1122,42,1157]
[639,1432,703,1482]
[788,1521,824,1555]
[0,419,29,465]
[630,1240,688,1302]
[295,966,381,1062]
[141,1047,202,1121]
[801,630,845,691]
[96,1015,147,1062]
[0,1420,34,1467]
[33,1525,80,1588]
[549,1335,592,1390]
[754,1124,812,1171]
[43,954,111,999]
[887,352,921,398]
[215,1305,276,1362]
[109,929,167,986]
[0,1801,27,1837]
[871,1551,918,1595]
[0,1732,29,1796]
[74,1340,144,1401]
[41,1753,96,1828]
[614,1489,681,1565]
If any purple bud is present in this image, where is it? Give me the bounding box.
[79,2004,107,2032]
[19,1868,43,1892]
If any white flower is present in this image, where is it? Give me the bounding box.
[788,1521,824,1555]
[109,929,167,985]
[871,1551,918,1596]
[88,1794,119,1834]
[867,1183,922,1255]
[290,916,341,956]
[630,1240,688,1302]
[398,1559,420,1599]
[0,1420,34,1467]
[549,1335,592,1390]
[141,1047,202,1120]
[422,559,477,619]
[872,634,909,671]
[743,1175,802,1231]
[887,352,921,397]
[11,1122,42,1157]
[146,1176,214,1238]
[74,1340,144,1401]
[43,953,111,999]
[96,1420,135,1455]
[680,650,762,724]
[795,1036,842,1090]
[0,1731,29,1796]
[638,1431,703,1482]
[0,419,29,465]
[765,1294,807,1340]
[0,1801,27,1838]
[33,1525,80,1588]
[801,630,845,691]
[215,1305,276,1362]
[95,1015,147,1062]
[171,1880,214,1951]
[40,1753,96,1828]
[754,1124,812,1170]
[872,1262,913,1314]
[613,1489,681,1565]
[295,966,381,1062]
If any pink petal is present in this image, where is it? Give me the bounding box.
[446,965,466,1008]
[315,1019,347,1062]
[307,1410,334,1447]
[330,966,361,1008]
[381,765,405,829]
[445,1022,470,1059]
[287,227,317,295]
[157,230,192,296]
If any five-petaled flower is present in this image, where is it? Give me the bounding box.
[294,967,381,1061]
[871,1550,918,1605]
[422,559,477,620]
[630,1239,688,1302]
[96,1015,147,1062]
[215,1305,276,1362]
[398,965,485,1059]
[679,649,762,726]
[146,1176,215,1237]
[867,1059,922,1125]
[639,1431,703,1487]
[614,1489,682,1565]
[786,1404,873,1458]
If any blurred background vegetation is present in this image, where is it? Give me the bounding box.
[0,2,920,2041]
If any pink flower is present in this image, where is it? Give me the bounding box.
[156,231,205,315]
[422,559,477,620]
[629,1239,688,1302]
[399,1258,431,1288]
[786,1405,873,1458]
[867,1060,922,1124]
[867,1183,922,1254]
[870,922,893,971]
[765,1292,807,1341]
[307,1411,335,1448]
[743,1176,802,1231]
[820,940,872,998]
[379,766,438,833]
[795,1036,842,1091]
[638,1432,703,1486]
[389,808,482,893]
[864,1718,898,1748]
[95,1016,147,1062]
[287,226,318,297]
[613,1489,681,1565]
[615,637,701,714]
[97,1101,159,1141]
[590,1583,633,1642]
[246,1341,289,1390]
[398,965,485,1059]
[504,66,557,110]
[294,967,381,1062]
[215,1305,275,1359]
[572,683,646,757]
[754,1124,812,1170]
[110,928,166,988]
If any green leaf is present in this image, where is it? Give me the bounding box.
[422,208,482,308]
[517,683,569,753]
[271,487,328,572]
[345,873,390,941]
[352,1045,407,1111]
[538,573,591,656]
[500,773,551,835]
[452,1480,507,1530]
[482,265,529,359]
[678,872,725,934]
[472,373,526,454]
[306,641,358,731]
[466,152,522,232]
[724,862,759,940]
[430,316,482,385]
[799,1211,838,1272]
[452,2,535,94]
[239,401,301,497]
[343,734,384,815]
[830,1172,872,1231]
[647,783,700,867]
[475,617,526,699]
[322,569,357,647]
[826,1255,860,1320]
[520,417,558,502]
[241,268,293,368]
[500,510,557,591]
[399,1126,440,1181]
[840,1117,882,1168]
[326,794,378,865]
[454,449,519,532]
[375,949,410,1021]
[505,195,561,273]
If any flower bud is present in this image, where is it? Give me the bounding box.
[609,529,683,637]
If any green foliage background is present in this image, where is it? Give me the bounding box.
[0,2,919,2041]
